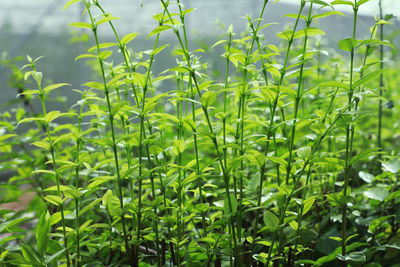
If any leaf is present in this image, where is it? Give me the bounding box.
[350,148,381,165]
[75,54,97,61]
[331,0,354,6]
[211,39,227,48]
[382,158,400,173]
[312,81,349,90]
[358,171,374,183]
[339,37,358,52]
[120,33,140,46]
[294,27,325,39]
[297,146,311,159]
[70,22,92,29]
[63,0,81,10]
[36,211,50,257]
[266,156,287,167]
[43,83,70,95]
[148,25,171,38]
[200,91,217,107]
[45,110,61,123]
[0,217,30,233]
[312,11,344,20]
[224,194,237,216]
[352,70,384,88]
[151,44,169,56]
[96,15,120,26]
[44,195,63,206]
[302,197,315,216]
[336,251,366,263]
[364,187,388,202]
[247,149,266,167]
[263,211,279,231]
[98,50,112,60]
[31,141,50,150]
[356,0,371,7]
[18,117,44,125]
[18,89,39,96]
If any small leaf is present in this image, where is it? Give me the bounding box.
[96,15,120,26]
[302,197,315,215]
[43,83,70,95]
[339,37,357,52]
[44,195,63,206]
[64,0,81,10]
[120,33,140,46]
[331,0,354,6]
[382,158,400,173]
[200,91,217,108]
[70,22,92,29]
[148,25,171,38]
[263,211,279,231]
[364,187,388,202]
[36,211,50,257]
[224,194,237,216]
[358,171,374,183]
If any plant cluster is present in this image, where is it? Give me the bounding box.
[0,0,400,266]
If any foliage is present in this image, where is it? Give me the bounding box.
[1,0,400,266]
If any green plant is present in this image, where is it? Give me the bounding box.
[1,0,399,266]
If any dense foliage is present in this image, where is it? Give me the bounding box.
[1,0,399,266]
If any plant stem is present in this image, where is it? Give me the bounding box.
[160,0,239,259]
[341,2,358,265]
[86,7,132,266]
[31,65,71,266]
[251,0,305,252]
[378,0,384,167]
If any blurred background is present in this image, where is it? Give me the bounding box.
[0,0,399,108]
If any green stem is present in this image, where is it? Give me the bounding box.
[341,2,358,265]
[86,7,132,266]
[32,67,71,266]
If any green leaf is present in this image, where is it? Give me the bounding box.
[18,89,39,96]
[43,83,70,95]
[31,141,50,150]
[263,211,279,231]
[364,187,388,202]
[45,110,61,123]
[331,0,354,6]
[337,251,366,263]
[63,0,81,10]
[44,195,63,206]
[211,39,227,48]
[36,211,50,257]
[96,15,120,26]
[200,91,217,107]
[302,197,315,215]
[120,33,140,46]
[224,194,237,216]
[350,148,381,165]
[148,25,171,38]
[18,117,44,125]
[352,70,384,88]
[339,37,358,52]
[151,44,169,56]
[0,217,30,233]
[70,22,92,29]
[358,171,374,183]
[312,81,349,90]
[294,27,325,39]
[312,11,344,20]
[75,54,97,61]
[356,0,371,7]
[382,159,400,173]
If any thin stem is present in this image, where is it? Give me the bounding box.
[86,7,132,265]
